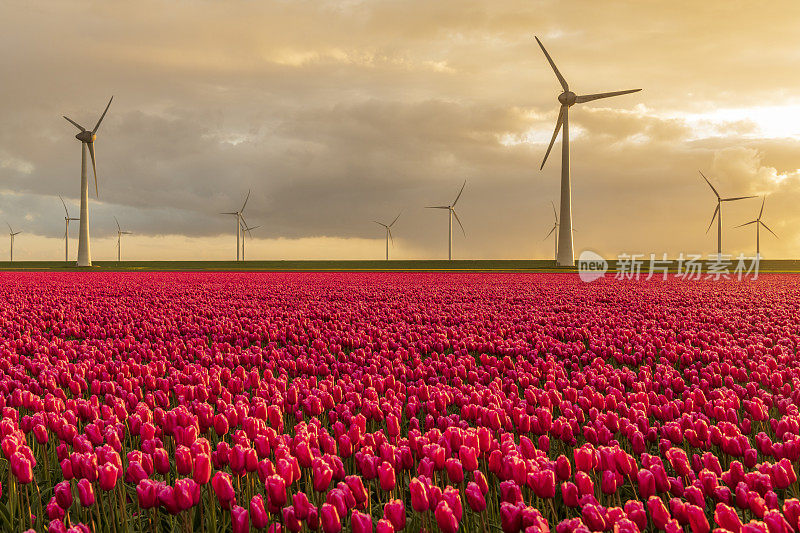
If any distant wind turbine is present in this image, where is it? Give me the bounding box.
[6,223,21,262]
[536,36,641,266]
[63,97,113,267]
[700,171,755,256]
[544,201,559,261]
[221,190,250,261]
[736,197,777,257]
[240,217,260,261]
[59,196,79,262]
[114,217,132,262]
[426,181,466,261]
[373,211,401,261]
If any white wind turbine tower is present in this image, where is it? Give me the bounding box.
[59,196,79,262]
[63,97,113,267]
[536,36,641,266]
[736,197,777,258]
[114,217,132,262]
[544,201,559,261]
[6,223,21,262]
[426,181,466,260]
[373,211,401,261]
[700,171,754,257]
[221,190,250,261]
[239,217,260,261]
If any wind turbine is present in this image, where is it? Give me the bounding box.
[6,223,21,262]
[700,171,755,257]
[373,211,401,261]
[113,216,132,262]
[59,196,79,262]
[536,36,641,266]
[736,197,777,257]
[63,97,113,267]
[240,217,260,261]
[426,181,466,260]
[544,201,559,261]
[221,190,250,261]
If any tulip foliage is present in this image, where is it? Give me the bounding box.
[0,272,800,532]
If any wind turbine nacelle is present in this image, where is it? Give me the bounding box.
[558,91,577,106]
[76,131,97,143]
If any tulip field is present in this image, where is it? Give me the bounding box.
[3,272,800,533]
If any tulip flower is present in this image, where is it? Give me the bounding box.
[231,505,249,533]
[377,461,396,491]
[409,477,429,513]
[212,471,236,509]
[76,478,95,507]
[351,510,373,533]
[320,503,341,533]
[55,481,73,509]
[435,500,459,533]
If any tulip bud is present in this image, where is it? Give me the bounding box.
[320,503,341,533]
[212,471,236,509]
[55,480,73,509]
[77,478,95,507]
[231,505,249,533]
[434,500,458,533]
[250,495,269,530]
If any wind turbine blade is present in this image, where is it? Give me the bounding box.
[534,36,569,91]
[388,228,394,246]
[453,180,466,207]
[761,221,778,238]
[92,96,113,133]
[63,116,86,132]
[551,200,558,222]
[545,226,556,239]
[114,216,120,232]
[122,231,133,235]
[699,171,720,199]
[735,220,757,228]
[540,106,565,170]
[241,189,251,212]
[87,142,99,197]
[452,209,466,237]
[722,196,756,202]
[574,89,641,104]
[5,222,12,233]
[221,212,238,215]
[758,197,765,219]
[389,211,402,227]
[373,221,388,228]
[425,206,450,210]
[60,195,69,217]
[706,204,719,233]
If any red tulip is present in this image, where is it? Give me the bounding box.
[434,500,459,533]
[378,461,396,491]
[77,478,95,507]
[320,503,341,533]
[55,481,73,509]
[212,471,236,509]
[466,481,486,512]
[351,510,373,533]
[250,495,269,529]
[409,477,429,513]
[231,505,250,533]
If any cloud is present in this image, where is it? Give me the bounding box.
[1,0,800,259]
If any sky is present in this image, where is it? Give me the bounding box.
[1,0,799,261]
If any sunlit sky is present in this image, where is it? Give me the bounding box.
[1,0,800,260]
